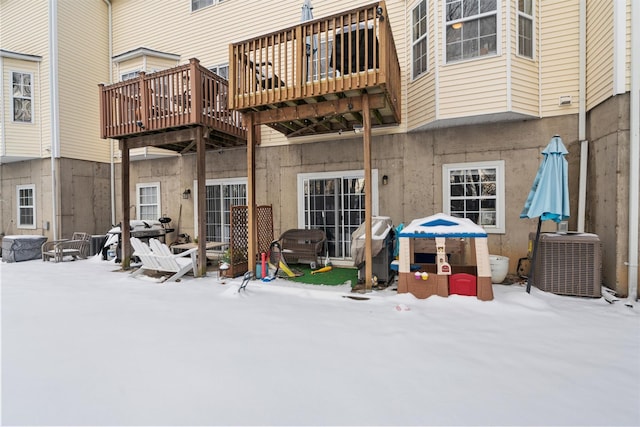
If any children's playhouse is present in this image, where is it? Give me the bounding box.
[396,213,494,301]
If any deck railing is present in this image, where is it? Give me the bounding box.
[99,58,245,140]
[229,1,400,118]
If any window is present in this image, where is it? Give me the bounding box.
[209,64,229,80]
[443,161,505,233]
[12,72,33,123]
[518,0,533,58]
[412,0,429,78]
[445,0,497,62]
[192,0,223,12]
[197,179,247,243]
[310,39,336,80]
[297,170,378,259]
[120,70,140,81]
[17,185,36,229]
[136,183,161,221]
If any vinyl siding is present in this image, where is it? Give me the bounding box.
[510,0,539,117]
[407,0,436,130]
[539,1,580,117]
[439,56,509,119]
[586,0,613,110]
[0,0,50,157]
[57,0,111,163]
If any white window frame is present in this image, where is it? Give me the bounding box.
[193,177,248,241]
[11,71,33,123]
[444,0,499,64]
[16,184,36,229]
[442,160,505,234]
[120,70,140,81]
[517,0,534,59]
[297,170,379,259]
[209,63,229,80]
[192,0,223,12]
[411,0,429,79]
[136,182,161,221]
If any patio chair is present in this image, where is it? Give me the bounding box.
[42,232,90,262]
[244,56,285,90]
[130,237,197,283]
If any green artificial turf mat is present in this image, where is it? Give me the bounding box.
[283,264,358,286]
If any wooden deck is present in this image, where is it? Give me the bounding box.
[99,58,246,152]
[229,1,401,136]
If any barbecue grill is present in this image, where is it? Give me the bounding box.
[103,220,169,261]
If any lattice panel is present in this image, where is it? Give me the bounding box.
[230,206,249,273]
[257,205,274,254]
[229,205,274,276]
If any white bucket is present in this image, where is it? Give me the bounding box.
[489,255,509,284]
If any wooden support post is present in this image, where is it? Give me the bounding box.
[363,94,373,292]
[247,113,257,276]
[196,126,207,277]
[121,140,131,270]
[189,58,201,125]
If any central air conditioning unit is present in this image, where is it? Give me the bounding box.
[529,232,601,297]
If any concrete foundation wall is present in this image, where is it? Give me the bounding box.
[114,115,580,279]
[587,93,637,296]
[0,158,111,241]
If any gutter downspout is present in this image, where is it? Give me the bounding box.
[577,0,587,233]
[103,0,115,226]
[49,0,60,241]
[627,0,640,303]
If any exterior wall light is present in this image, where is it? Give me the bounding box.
[182,189,191,199]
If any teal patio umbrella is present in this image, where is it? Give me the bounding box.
[520,135,570,293]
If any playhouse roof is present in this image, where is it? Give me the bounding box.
[398,213,488,238]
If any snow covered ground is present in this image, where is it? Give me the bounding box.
[2,256,639,426]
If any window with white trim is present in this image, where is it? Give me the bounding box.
[192,0,223,12]
[412,0,429,79]
[17,184,36,229]
[443,161,505,233]
[136,183,161,221]
[12,72,33,123]
[445,0,497,63]
[518,0,533,58]
[209,64,229,80]
[200,178,247,243]
[120,70,140,81]
[297,170,379,259]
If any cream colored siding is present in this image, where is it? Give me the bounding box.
[146,57,180,73]
[407,0,436,130]
[0,0,50,156]
[586,0,613,110]
[511,57,539,116]
[2,58,42,158]
[57,0,110,163]
[439,57,508,119]
[539,1,579,117]
[510,0,539,117]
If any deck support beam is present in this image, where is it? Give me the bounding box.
[196,126,207,277]
[247,113,257,277]
[363,94,373,292]
[251,94,385,126]
[121,140,131,270]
